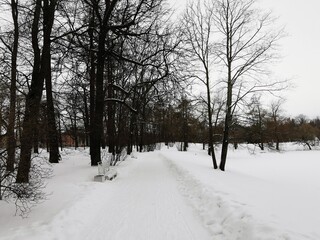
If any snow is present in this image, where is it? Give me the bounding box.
[1,144,320,240]
[160,145,320,239]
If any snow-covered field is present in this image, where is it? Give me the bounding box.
[0,144,319,240]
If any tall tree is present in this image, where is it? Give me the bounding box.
[213,0,284,171]
[247,95,267,150]
[4,0,19,172]
[83,0,121,166]
[17,0,60,182]
[16,0,43,183]
[43,0,60,163]
[182,0,218,169]
[269,99,284,151]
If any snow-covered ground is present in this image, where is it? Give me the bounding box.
[161,144,320,239]
[0,144,319,240]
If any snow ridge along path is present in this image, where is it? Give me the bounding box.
[161,153,289,240]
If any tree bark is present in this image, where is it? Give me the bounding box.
[220,74,232,171]
[17,0,60,181]
[43,0,60,163]
[107,55,115,154]
[33,118,39,153]
[220,7,232,172]
[89,0,120,165]
[6,0,19,172]
[90,26,107,165]
[206,71,218,169]
[220,113,231,171]
[82,87,90,146]
[16,0,42,183]
[88,9,96,158]
[73,113,79,149]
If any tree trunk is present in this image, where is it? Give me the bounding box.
[43,0,60,163]
[90,27,107,165]
[45,57,60,162]
[258,143,263,150]
[206,71,218,169]
[220,67,232,171]
[16,0,42,183]
[16,78,43,183]
[127,112,136,155]
[139,122,144,153]
[58,112,63,150]
[82,87,90,147]
[139,104,146,153]
[88,9,96,162]
[274,122,280,150]
[107,56,115,154]
[6,0,19,172]
[220,110,231,171]
[220,18,232,172]
[33,119,39,153]
[73,114,78,149]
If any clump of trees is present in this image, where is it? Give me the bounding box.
[0,0,183,214]
[243,101,320,151]
[180,0,287,170]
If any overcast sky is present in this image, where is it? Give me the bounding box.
[171,0,320,119]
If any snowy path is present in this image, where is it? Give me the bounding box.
[82,154,209,240]
[82,152,211,240]
[2,152,211,240]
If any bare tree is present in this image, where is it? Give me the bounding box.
[43,0,61,164]
[294,115,317,150]
[16,0,43,183]
[81,0,175,165]
[212,0,285,171]
[246,95,267,150]
[269,99,284,150]
[0,0,19,172]
[17,0,61,183]
[182,0,218,169]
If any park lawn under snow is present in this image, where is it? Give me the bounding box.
[0,143,320,240]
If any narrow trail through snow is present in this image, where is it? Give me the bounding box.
[82,152,211,240]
